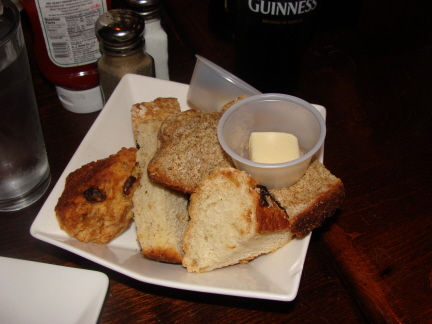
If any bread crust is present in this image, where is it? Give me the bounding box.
[131,97,181,132]
[270,158,345,238]
[288,182,344,237]
[142,247,184,264]
[55,147,139,244]
[254,185,290,233]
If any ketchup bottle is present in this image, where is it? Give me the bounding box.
[20,0,112,113]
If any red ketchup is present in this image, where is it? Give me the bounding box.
[20,0,111,113]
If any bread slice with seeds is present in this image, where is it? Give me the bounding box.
[147,108,235,194]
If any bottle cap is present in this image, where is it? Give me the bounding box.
[55,86,104,113]
[123,0,164,20]
[95,9,145,55]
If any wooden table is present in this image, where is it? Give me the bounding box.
[2,0,431,323]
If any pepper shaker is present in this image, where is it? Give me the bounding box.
[123,0,169,80]
[95,9,155,103]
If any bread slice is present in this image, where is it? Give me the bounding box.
[182,167,292,273]
[147,109,235,194]
[270,158,345,238]
[131,98,189,264]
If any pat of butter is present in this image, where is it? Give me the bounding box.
[249,132,300,163]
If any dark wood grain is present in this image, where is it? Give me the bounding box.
[296,3,432,322]
[1,0,431,323]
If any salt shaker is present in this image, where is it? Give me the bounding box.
[123,0,169,80]
[95,9,155,103]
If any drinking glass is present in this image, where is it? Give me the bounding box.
[0,0,50,211]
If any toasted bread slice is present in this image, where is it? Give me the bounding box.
[270,158,345,238]
[182,167,292,273]
[131,98,189,264]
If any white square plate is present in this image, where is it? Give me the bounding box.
[0,256,108,324]
[31,74,326,301]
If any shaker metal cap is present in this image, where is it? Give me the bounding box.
[95,9,145,55]
[123,0,164,20]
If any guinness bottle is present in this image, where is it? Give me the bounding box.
[208,0,235,41]
[231,0,322,94]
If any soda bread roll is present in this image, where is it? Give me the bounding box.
[131,98,189,264]
[55,147,139,244]
[270,157,345,238]
[182,167,292,273]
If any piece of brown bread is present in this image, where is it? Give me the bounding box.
[147,109,235,194]
[131,98,189,264]
[182,167,292,273]
[55,147,139,244]
[270,158,345,238]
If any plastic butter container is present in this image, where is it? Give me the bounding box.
[218,93,326,189]
[187,55,261,112]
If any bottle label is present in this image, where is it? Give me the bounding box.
[245,0,319,24]
[35,0,107,67]
[231,0,322,93]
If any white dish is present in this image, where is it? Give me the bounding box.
[0,256,108,324]
[31,74,326,302]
